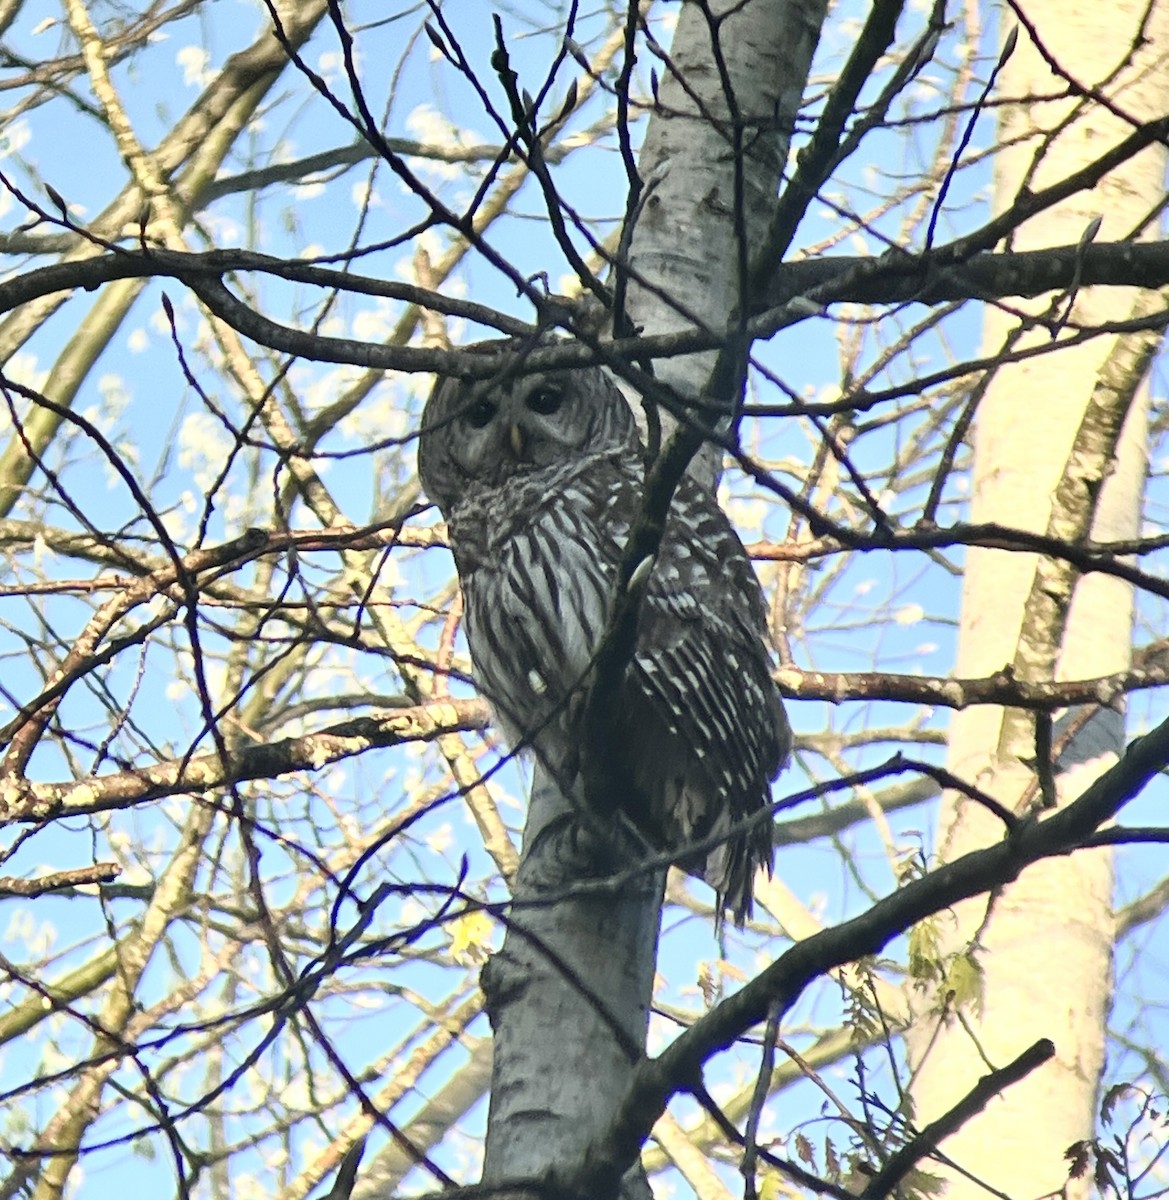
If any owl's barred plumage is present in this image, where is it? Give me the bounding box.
[418,355,790,924]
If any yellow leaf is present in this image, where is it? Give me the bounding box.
[944,950,985,1014]
[759,1168,786,1200]
[907,918,941,980]
[448,910,494,964]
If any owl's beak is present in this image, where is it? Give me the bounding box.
[508,423,527,460]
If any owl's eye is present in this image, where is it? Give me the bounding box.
[463,397,497,429]
[526,386,564,416]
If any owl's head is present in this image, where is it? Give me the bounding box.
[417,361,638,514]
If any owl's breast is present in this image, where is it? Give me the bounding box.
[447,453,636,570]
[448,460,638,720]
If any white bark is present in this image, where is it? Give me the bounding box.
[627,0,828,480]
[906,5,1169,1196]
[480,774,662,1200]
[479,3,825,1195]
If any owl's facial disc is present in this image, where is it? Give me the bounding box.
[419,364,638,513]
[502,380,573,464]
[476,378,576,470]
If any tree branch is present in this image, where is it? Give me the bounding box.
[859,1038,1056,1197]
[6,239,1169,373]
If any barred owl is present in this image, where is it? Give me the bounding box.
[418,354,790,924]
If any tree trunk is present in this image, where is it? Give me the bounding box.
[906,5,1169,1196]
[479,3,825,1195]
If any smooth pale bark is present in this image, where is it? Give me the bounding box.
[479,3,825,1196]
[627,0,828,480]
[906,5,1169,1197]
[480,772,663,1200]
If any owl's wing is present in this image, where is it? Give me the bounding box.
[622,478,789,919]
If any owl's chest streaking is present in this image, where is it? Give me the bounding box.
[448,451,639,573]
[445,452,642,724]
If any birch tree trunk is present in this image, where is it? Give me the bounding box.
[906,5,1169,1196]
[479,2,824,1195]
